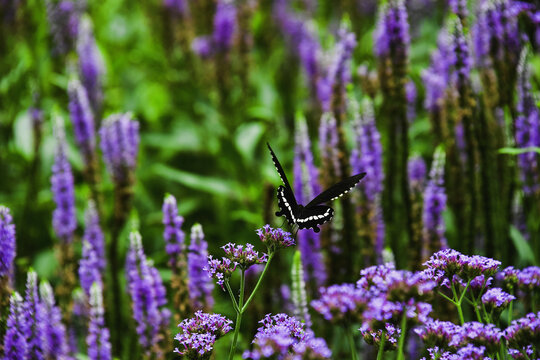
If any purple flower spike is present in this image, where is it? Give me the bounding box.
[408,156,426,191]
[51,122,77,244]
[162,194,185,270]
[319,113,341,179]
[212,0,236,53]
[79,201,105,296]
[68,78,95,163]
[481,287,515,312]
[79,239,103,297]
[39,281,69,359]
[77,18,104,115]
[45,0,82,54]
[87,282,112,360]
[3,292,28,359]
[0,206,16,283]
[449,0,468,19]
[256,225,294,252]
[163,0,188,16]
[188,224,214,310]
[374,0,410,60]
[100,113,139,184]
[24,270,44,359]
[311,284,367,324]
[204,256,237,289]
[174,311,232,358]
[192,36,214,59]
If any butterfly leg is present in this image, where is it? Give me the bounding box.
[312,226,320,233]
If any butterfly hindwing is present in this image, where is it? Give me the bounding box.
[305,173,366,208]
[267,143,293,192]
[296,205,334,233]
[276,185,298,225]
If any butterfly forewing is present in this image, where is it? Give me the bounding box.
[297,205,334,233]
[276,185,298,225]
[305,173,366,208]
[267,143,293,192]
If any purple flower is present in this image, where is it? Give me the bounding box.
[325,28,356,109]
[77,18,104,115]
[204,256,238,289]
[452,322,502,353]
[422,27,452,114]
[504,312,540,354]
[188,224,214,310]
[79,201,105,296]
[361,323,401,351]
[100,113,139,184]
[24,270,44,359]
[162,194,185,270]
[449,0,468,19]
[496,266,520,292]
[455,344,490,359]
[87,282,112,360]
[163,0,188,16]
[192,36,214,59]
[311,284,367,324]
[295,118,326,287]
[45,0,82,54]
[68,78,95,163]
[39,281,69,359]
[415,319,462,350]
[408,156,426,191]
[319,113,341,179]
[222,242,267,269]
[84,201,105,272]
[256,225,294,252]
[3,292,28,359]
[481,287,515,312]
[516,266,540,292]
[384,270,436,302]
[0,205,16,283]
[79,239,102,297]
[357,263,396,297]
[51,124,77,243]
[515,52,540,195]
[174,311,232,358]
[422,148,447,260]
[212,0,236,53]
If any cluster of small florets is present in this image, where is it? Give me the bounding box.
[384,270,436,302]
[311,284,367,324]
[222,243,267,269]
[504,311,540,358]
[481,288,515,313]
[516,266,540,291]
[243,314,331,360]
[204,256,237,289]
[256,225,295,252]
[174,311,232,359]
[415,319,462,350]
[360,322,401,351]
[356,263,395,296]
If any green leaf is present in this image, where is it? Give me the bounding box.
[498,147,540,155]
[235,122,265,163]
[509,226,538,266]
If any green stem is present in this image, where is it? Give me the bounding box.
[241,252,275,313]
[376,330,386,360]
[225,280,240,313]
[507,298,514,325]
[346,326,358,360]
[228,270,245,360]
[470,297,483,323]
[396,314,408,360]
[451,285,465,325]
[438,291,456,304]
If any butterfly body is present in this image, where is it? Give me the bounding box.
[268,143,365,233]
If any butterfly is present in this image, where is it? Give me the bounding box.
[267,143,366,233]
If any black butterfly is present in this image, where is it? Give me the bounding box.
[267,143,366,233]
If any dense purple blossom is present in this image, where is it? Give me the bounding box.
[39,281,69,359]
[295,118,325,287]
[516,266,540,291]
[192,36,213,58]
[422,148,447,259]
[79,238,102,295]
[256,225,294,252]
[325,28,356,109]
[357,263,396,297]
[87,282,112,360]
[311,284,367,324]
[100,113,139,184]
[212,0,237,52]
[174,311,232,358]
[361,323,401,351]
[408,156,426,191]
[422,28,451,113]
[415,319,462,350]
[449,0,468,19]
[362,297,432,331]
[204,256,238,289]
[481,287,515,311]
[45,0,82,54]
[3,292,28,359]
[79,201,105,296]
[374,0,410,60]
[188,224,214,309]
[0,205,16,282]
[77,18,104,115]
[222,243,267,269]
[496,266,520,292]
[51,125,77,243]
[24,270,44,360]
[319,113,341,179]
[68,79,95,162]
[450,19,472,90]
[162,194,185,269]
[84,201,105,272]
[384,270,436,302]
[504,312,540,354]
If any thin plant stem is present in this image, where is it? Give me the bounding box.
[225,280,240,313]
[241,252,275,313]
[396,315,408,360]
[228,270,245,360]
[508,299,514,325]
[376,330,386,360]
[345,326,358,360]
[451,284,465,325]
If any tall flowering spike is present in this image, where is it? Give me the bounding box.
[291,251,311,328]
[422,148,448,261]
[51,120,77,243]
[163,0,188,16]
[294,117,325,287]
[0,205,16,288]
[212,0,236,53]
[3,292,28,359]
[39,281,69,359]
[319,112,341,181]
[45,0,82,54]
[84,200,105,273]
[162,194,185,270]
[24,270,44,360]
[77,17,104,114]
[406,80,417,122]
[87,282,112,360]
[408,157,427,192]
[515,50,540,196]
[326,28,356,113]
[99,113,139,184]
[188,224,214,310]
[79,239,102,297]
[68,78,95,163]
[409,156,427,269]
[126,231,169,357]
[449,0,468,22]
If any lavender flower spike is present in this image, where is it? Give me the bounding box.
[162,194,185,270]
[0,205,16,286]
[51,119,77,243]
[39,281,69,359]
[87,282,112,360]
[77,17,104,114]
[3,292,28,359]
[24,270,44,359]
[212,0,237,53]
[68,78,95,163]
[100,113,140,184]
[84,200,105,273]
[188,224,214,310]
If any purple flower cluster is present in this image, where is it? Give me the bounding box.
[51,124,77,243]
[192,0,236,58]
[39,281,70,359]
[79,201,105,295]
[504,312,540,358]
[243,313,331,359]
[222,243,268,269]
[87,282,112,360]
[126,231,171,356]
[24,271,44,359]
[374,0,409,64]
[516,266,540,291]
[174,311,232,359]
[311,284,366,324]
[415,319,462,350]
[162,194,186,270]
[68,78,95,163]
[422,28,452,114]
[361,323,401,350]
[324,28,356,111]
[408,156,426,191]
[45,0,82,54]
[481,287,515,312]
[205,256,238,288]
[319,113,341,180]
[188,224,214,309]
[256,225,294,253]
[100,113,139,184]
[3,292,27,358]
[0,205,16,283]
[77,18,104,114]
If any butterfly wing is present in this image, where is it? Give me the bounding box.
[267,143,294,192]
[305,173,366,207]
[276,185,299,225]
[297,205,334,233]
